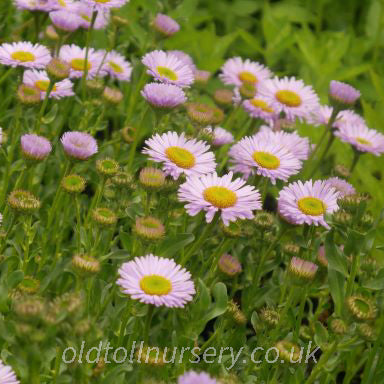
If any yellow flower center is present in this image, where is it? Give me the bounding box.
[276,90,302,107]
[11,51,36,62]
[165,146,196,169]
[94,0,111,3]
[71,58,91,71]
[140,275,172,296]
[108,60,123,73]
[81,14,91,22]
[35,80,57,92]
[250,98,274,113]
[356,137,371,146]
[238,71,257,84]
[253,151,280,169]
[157,66,178,81]
[203,186,237,209]
[297,197,326,216]
[58,0,67,6]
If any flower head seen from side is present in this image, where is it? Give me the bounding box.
[212,126,234,146]
[325,177,356,198]
[178,371,218,384]
[142,50,194,88]
[259,76,320,121]
[82,0,127,11]
[229,136,302,184]
[141,83,186,110]
[49,10,82,32]
[219,57,272,87]
[23,69,74,99]
[0,42,51,69]
[329,80,360,106]
[59,44,105,79]
[117,254,195,308]
[278,180,340,228]
[255,126,311,161]
[178,172,262,226]
[21,134,52,161]
[61,131,98,160]
[168,50,196,73]
[74,2,110,29]
[242,96,277,124]
[334,124,384,156]
[153,13,180,37]
[14,0,55,11]
[105,51,132,81]
[308,105,365,128]
[142,132,216,180]
[0,359,20,384]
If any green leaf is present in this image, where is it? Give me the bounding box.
[314,321,329,348]
[328,269,345,316]
[363,269,384,290]
[41,103,59,125]
[325,232,348,276]
[7,270,24,289]
[157,233,195,258]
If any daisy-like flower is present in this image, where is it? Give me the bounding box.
[168,50,196,73]
[52,0,75,10]
[59,44,105,79]
[0,42,51,69]
[21,134,52,161]
[255,126,310,161]
[142,132,216,180]
[212,126,234,146]
[49,10,82,32]
[0,359,20,384]
[82,0,127,11]
[74,3,110,29]
[219,57,272,87]
[308,105,365,128]
[23,69,74,99]
[325,177,355,197]
[117,254,195,308]
[178,172,262,225]
[153,13,180,36]
[329,80,361,105]
[242,96,277,123]
[229,136,302,184]
[334,124,384,156]
[178,371,217,384]
[278,180,340,228]
[259,76,320,121]
[105,51,132,81]
[61,131,98,160]
[141,83,186,109]
[14,0,55,11]
[142,50,194,88]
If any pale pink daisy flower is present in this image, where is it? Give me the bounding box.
[278,180,340,229]
[153,14,180,36]
[14,0,55,11]
[59,44,106,79]
[0,360,20,384]
[308,105,365,128]
[334,124,384,156]
[105,51,132,81]
[0,42,51,69]
[49,10,82,32]
[82,0,127,11]
[21,134,52,161]
[330,80,360,105]
[178,172,262,225]
[219,57,272,87]
[259,76,320,121]
[74,3,110,29]
[178,371,217,384]
[117,254,195,308]
[229,136,302,184]
[334,110,366,130]
[142,132,216,180]
[52,0,75,10]
[255,126,311,161]
[325,177,356,197]
[212,126,234,146]
[141,83,186,109]
[142,50,194,88]
[61,131,98,160]
[242,96,277,123]
[23,69,74,99]
[168,50,196,73]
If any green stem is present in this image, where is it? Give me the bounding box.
[346,252,359,297]
[81,10,98,100]
[35,79,55,133]
[125,68,148,126]
[294,288,307,342]
[23,215,33,271]
[143,305,154,344]
[206,238,232,282]
[53,347,62,384]
[0,67,15,86]
[75,196,82,253]
[181,214,219,266]
[349,150,361,175]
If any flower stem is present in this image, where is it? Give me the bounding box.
[0,67,15,86]
[35,79,55,134]
[144,305,154,344]
[346,252,359,297]
[305,342,337,384]
[349,150,361,176]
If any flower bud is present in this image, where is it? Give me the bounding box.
[92,207,118,226]
[194,70,211,85]
[254,211,275,231]
[317,245,328,268]
[330,318,347,335]
[46,58,70,81]
[111,171,133,188]
[86,78,104,96]
[139,167,166,190]
[283,243,300,256]
[111,15,129,27]
[103,86,123,105]
[214,89,234,107]
[121,125,135,144]
[17,84,41,106]
[333,211,352,226]
[61,174,86,194]
[239,82,257,99]
[288,257,318,281]
[13,296,45,320]
[275,340,302,363]
[96,158,119,177]
[227,300,247,325]
[186,103,216,126]
[8,190,40,213]
[329,80,360,106]
[334,164,350,179]
[260,308,280,327]
[45,25,59,40]
[218,254,242,277]
[17,276,40,295]
[72,254,101,275]
[134,216,165,241]
[357,323,375,341]
[135,345,166,366]
[346,296,376,321]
